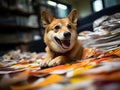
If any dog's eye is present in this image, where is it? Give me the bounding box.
[67,24,72,29]
[55,25,60,30]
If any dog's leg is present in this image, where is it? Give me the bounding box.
[39,47,53,67]
[40,56,67,68]
[39,57,51,68]
[48,56,68,67]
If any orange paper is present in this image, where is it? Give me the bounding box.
[11,74,64,90]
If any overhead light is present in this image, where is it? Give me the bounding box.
[47,0,57,6]
[93,0,103,12]
[57,4,67,10]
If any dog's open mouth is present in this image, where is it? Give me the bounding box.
[54,37,70,49]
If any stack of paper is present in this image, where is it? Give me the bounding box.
[0,48,120,90]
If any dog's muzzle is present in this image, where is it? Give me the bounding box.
[54,31,71,49]
[63,32,71,38]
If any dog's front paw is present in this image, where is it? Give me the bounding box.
[48,59,64,67]
[39,60,51,68]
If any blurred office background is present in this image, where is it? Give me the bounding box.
[0,0,120,54]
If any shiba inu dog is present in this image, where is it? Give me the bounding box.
[40,9,83,67]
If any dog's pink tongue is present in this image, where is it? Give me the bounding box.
[61,40,70,49]
[62,43,69,49]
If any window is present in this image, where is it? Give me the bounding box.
[91,0,104,12]
[91,0,117,12]
[93,0,104,12]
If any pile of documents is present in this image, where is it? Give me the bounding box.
[78,13,120,50]
[0,47,120,90]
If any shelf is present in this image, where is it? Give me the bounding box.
[0,39,45,52]
[0,43,22,51]
[0,42,26,45]
[0,24,40,33]
[0,6,34,17]
[0,5,43,52]
[0,41,30,51]
[0,39,42,45]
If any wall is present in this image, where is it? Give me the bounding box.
[57,0,92,18]
[58,0,120,18]
[117,0,120,3]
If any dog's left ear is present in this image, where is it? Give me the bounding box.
[67,9,78,24]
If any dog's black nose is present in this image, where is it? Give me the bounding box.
[64,32,71,38]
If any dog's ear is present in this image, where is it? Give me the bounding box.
[67,9,78,24]
[41,11,55,28]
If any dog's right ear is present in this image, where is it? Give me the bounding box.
[41,11,54,28]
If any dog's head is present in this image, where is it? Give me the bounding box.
[41,9,78,53]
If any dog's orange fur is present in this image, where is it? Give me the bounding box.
[40,9,83,67]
